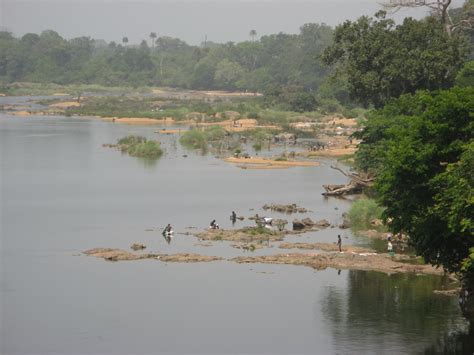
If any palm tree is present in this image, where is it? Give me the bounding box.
[249,29,257,41]
[122,36,128,46]
[150,32,157,50]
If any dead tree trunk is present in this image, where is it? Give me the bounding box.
[322,166,374,197]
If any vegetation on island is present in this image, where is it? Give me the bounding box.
[115,135,163,159]
[347,198,386,232]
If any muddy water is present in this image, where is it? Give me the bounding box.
[1,110,472,354]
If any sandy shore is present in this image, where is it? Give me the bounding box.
[224,157,320,169]
[195,118,280,132]
[299,147,357,158]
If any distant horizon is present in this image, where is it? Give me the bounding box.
[0,0,466,45]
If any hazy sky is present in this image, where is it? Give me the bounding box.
[0,0,465,44]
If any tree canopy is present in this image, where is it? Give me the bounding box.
[355,87,473,285]
[323,11,467,108]
[0,24,334,95]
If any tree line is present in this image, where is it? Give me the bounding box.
[0,24,334,94]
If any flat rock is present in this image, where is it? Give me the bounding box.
[279,242,374,253]
[231,252,444,276]
[262,203,308,214]
[83,248,222,263]
[192,227,284,242]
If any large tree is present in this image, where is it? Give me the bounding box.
[355,87,474,289]
[323,11,466,108]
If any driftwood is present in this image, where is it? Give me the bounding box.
[322,166,374,197]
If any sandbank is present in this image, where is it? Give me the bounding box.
[224,156,320,169]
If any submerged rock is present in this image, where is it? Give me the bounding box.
[314,219,331,228]
[301,217,315,226]
[262,203,308,214]
[130,243,146,251]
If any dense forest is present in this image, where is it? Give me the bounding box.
[0,24,333,93]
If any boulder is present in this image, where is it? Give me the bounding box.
[301,217,315,226]
[292,219,306,230]
[314,219,331,228]
[370,219,384,227]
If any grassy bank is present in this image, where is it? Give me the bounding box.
[0,82,152,96]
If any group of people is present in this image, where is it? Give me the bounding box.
[161,212,240,240]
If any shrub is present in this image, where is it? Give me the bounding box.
[180,129,207,150]
[348,198,386,231]
[116,135,163,159]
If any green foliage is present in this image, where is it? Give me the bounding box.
[118,135,146,145]
[203,125,226,141]
[348,198,386,231]
[116,135,163,159]
[461,248,474,290]
[455,60,474,87]
[127,140,163,159]
[0,24,334,93]
[248,226,274,235]
[179,129,207,150]
[355,87,473,284]
[323,12,467,108]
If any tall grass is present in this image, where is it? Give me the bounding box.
[116,135,163,159]
[180,129,207,150]
[348,198,386,231]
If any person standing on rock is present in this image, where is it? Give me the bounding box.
[337,235,342,252]
[388,240,394,256]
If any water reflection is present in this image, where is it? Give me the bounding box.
[321,270,472,353]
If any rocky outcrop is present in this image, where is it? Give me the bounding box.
[279,242,374,253]
[231,252,444,276]
[292,219,306,230]
[263,203,308,214]
[191,227,285,243]
[292,218,330,231]
[83,248,223,263]
[314,219,331,228]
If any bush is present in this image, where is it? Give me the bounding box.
[116,135,163,159]
[348,198,386,231]
[180,129,207,150]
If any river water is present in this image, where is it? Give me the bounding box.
[0,99,472,354]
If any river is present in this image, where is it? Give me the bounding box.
[0,98,472,354]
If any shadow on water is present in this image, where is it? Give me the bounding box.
[321,270,473,353]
